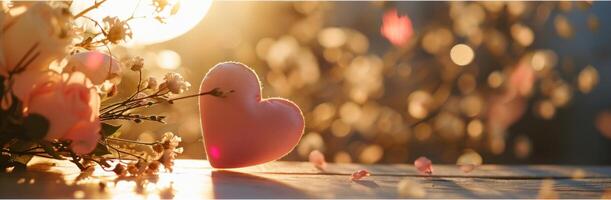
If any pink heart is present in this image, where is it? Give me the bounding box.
[199,62,305,168]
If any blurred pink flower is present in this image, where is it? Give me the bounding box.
[12,70,62,103]
[64,51,122,85]
[351,169,371,180]
[380,9,413,47]
[1,3,70,75]
[25,72,101,154]
[62,119,101,155]
[308,150,327,170]
[414,156,433,175]
[508,62,535,98]
[487,94,526,134]
[487,62,534,135]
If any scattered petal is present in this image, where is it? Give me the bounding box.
[414,156,433,175]
[309,150,327,170]
[397,178,426,198]
[351,169,371,180]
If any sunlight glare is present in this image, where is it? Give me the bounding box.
[72,0,212,45]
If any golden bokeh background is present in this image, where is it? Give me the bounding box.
[111,1,611,165]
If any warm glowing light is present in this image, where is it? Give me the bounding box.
[487,71,504,88]
[156,50,181,69]
[595,111,611,140]
[456,149,483,165]
[467,119,483,139]
[510,23,534,47]
[334,151,352,163]
[297,132,324,157]
[578,65,599,94]
[72,0,212,45]
[331,120,351,138]
[359,144,383,164]
[514,135,531,159]
[407,91,432,119]
[450,44,474,66]
[318,27,346,48]
[538,179,559,199]
[414,123,432,141]
[397,179,426,198]
[339,102,362,124]
[555,15,573,39]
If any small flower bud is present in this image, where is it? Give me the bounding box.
[127,164,138,175]
[146,77,158,90]
[163,72,191,94]
[148,161,160,171]
[113,164,127,176]
[153,144,164,153]
[123,56,144,71]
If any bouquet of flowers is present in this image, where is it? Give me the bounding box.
[0,1,224,176]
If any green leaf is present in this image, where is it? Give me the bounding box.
[100,123,122,138]
[23,114,49,141]
[92,143,111,156]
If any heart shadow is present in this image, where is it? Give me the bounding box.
[211,170,310,198]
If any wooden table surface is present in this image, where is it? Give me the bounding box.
[1,157,610,199]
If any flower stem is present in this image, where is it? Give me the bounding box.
[74,0,108,19]
[105,137,159,145]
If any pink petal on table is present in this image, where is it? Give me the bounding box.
[351,169,371,180]
[459,164,477,173]
[308,150,327,170]
[414,156,433,175]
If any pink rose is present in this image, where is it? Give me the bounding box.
[1,3,70,74]
[63,51,122,85]
[12,70,62,103]
[25,72,101,154]
[62,119,101,155]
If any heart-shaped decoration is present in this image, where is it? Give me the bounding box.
[199,62,305,168]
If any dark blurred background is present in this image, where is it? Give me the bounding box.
[113,1,611,165]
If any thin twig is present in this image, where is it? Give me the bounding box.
[74,0,108,19]
[105,137,160,145]
[104,141,147,161]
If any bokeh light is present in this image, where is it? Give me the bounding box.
[113,1,611,166]
[450,44,474,66]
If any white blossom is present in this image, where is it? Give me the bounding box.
[146,77,158,90]
[162,72,191,94]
